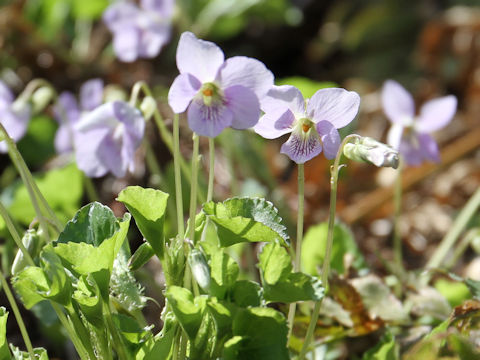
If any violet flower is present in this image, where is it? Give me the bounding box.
[103,0,173,63]
[53,79,103,154]
[0,81,31,153]
[74,101,145,178]
[254,85,360,163]
[382,80,457,166]
[168,31,274,137]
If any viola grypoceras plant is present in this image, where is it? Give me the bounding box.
[382,79,457,166]
[168,31,274,137]
[0,80,31,153]
[103,0,174,63]
[254,85,360,163]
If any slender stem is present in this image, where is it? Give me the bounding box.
[173,114,185,237]
[104,303,129,360]
[179,331,188,360]
[427,187,480,269]
[393,159,404,270]
[143,139,163,187]
[298,135,359,359]
[0,201,35,266]
[287,163,305,341]
[66,307,97,360]
[188,134,200,242]
[83,174,99,202]
[0,271,35,359]
[207,137,215,203]
[446,228,480,269]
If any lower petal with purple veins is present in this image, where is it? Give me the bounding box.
[187,99,233,137]
[280,125,322,164]
[224,85,260,130]
[316,120,340,160]
[417,132,440,163]
[399,136,423,166]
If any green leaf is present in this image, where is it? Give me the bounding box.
[231,280,263,307]
[165,286,207,339]
[434,279,471,307]
[0,307,10,360]
[9,345,48,360]
[362,332,398,360]
[128,242,155,271]
[258,242,291,285]
[225,307,289,360]
[210,252,239,299]
[71,0,108,19]
[141,328,175,360]
[263,272,324,303]
[163,236,185,287]
[72,275,104,326]
[203,197,289,247]
[276,77,337,99]
[12,267,49,309]
[57,202,118,246]
[6,164,83,225]
[301,222,367,275]
[113,313,152,353]
[117,186,169,258]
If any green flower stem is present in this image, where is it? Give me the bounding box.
[0,201,34,266]
[393,159,404,271]
[66,306,97,360]
[82,173,99,202]
[287,163,305,341]
[0,123,51,241]
[427,187,480,269]
[298,135,359,359]
[103,303,129,360]
[0,271,35,359]
[173,114,185,237]
[207,137,215,202]
[188,134,200,242]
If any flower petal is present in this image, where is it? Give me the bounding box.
[217,56,274,100]
[187,99,233,137]
[261,85,305,117]
[418,132,440,163]
[387,123,404,150]
[113,101,145,146]
[254,108,295,139]
[0,107,30,153]
[54,92,80,125]
[0,81,14,104]
[399,137,423,166]
[307,88,360,128]
[75,129,109,178]
[316,120,340,159]
[54,124,74,154]
[103,2,140,32]
[381,80,415,124]
[416,95,457,133]
[138,26,170,58]
[224,85,260,129]
[97,134,127,178]
[176,32,224,83]
[112,27,141,63]
[168,73,201,113]
[75,102,118,132]
[280,127,322,164]
[141,0,174,14]
[80,79,104,111]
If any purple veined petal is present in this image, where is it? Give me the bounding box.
[54,92,80,125]
[254,108,295,139]
[416,95,457,133]
[387,123,404,150]
[417,132,440,163]
[141,0,174,15]
[75,102,118,133]
[80,79,104,111]
[112,27,141,63]
[280,126,322,164]
[316,120,340,160]
[113,101,145,145]
[96,133,128,178]
[168,73,202,113]
[176,32,225,83]
[0,81,14,104]
[54,124,74,154]
[217,56,274,100]
[261,85,305,117]
[74,129,109,178]
[224,85,260,129]
[103,2,140,32]
[382,80,415,124]
[138,25,170,58]
[307,88,360,129]
[399,137,423,166]
[187,98,233,137]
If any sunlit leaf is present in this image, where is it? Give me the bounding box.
[0,307,10,360]
[210,251,239,299]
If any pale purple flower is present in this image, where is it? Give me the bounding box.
[254,85,360,164]
[74,101,145,178]
[168,31,274,138]
[0,81,31,153]
[382,80,457,166]
[53,79,103,154]
[103,0,173,63]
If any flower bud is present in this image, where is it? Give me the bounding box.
[344,137,399,169]
[188,248,210,291]
[31,86,55,113]
[140,96,157,121]
[11,229,42,275]
[104,84,127,102]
